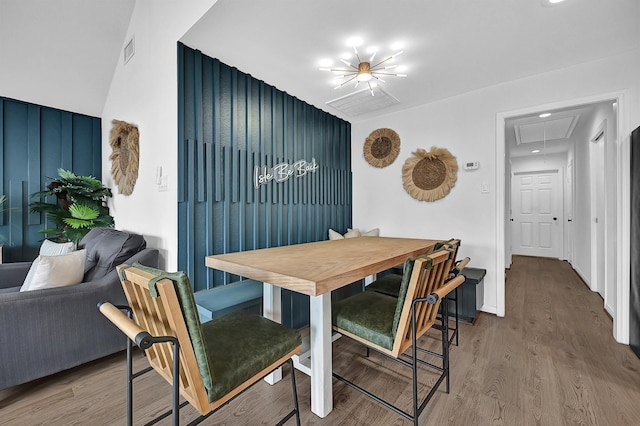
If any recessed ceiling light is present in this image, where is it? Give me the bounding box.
[346,37,363,47]
[539,112,551,118]
[531,149,541,153]
[542,0,567,7]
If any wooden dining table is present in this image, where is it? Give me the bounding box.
[205,236,437,418]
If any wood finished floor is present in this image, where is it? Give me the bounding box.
[2,256,640,425]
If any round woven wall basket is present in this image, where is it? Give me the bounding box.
[363,128,400,168]
[109,119,139,196]
[402,147,458,202]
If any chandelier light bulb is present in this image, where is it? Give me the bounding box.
[356,62,372,81]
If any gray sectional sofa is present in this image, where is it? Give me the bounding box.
[0,228,159,390]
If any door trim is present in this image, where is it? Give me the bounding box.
[496,91,629,344]
[589,120,607,296]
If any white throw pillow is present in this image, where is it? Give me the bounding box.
[328,229,344,240]
[25,249,87,292]
[344,228,361,238]
[328,228,376,240]
[361,228,380,237]
[20,240,77,292]
[328,228,361,240]
[40,239,76,256]
[20,256,41,292]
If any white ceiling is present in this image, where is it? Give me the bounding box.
[182,0,640,122]
[0,0,134,117]
[0,0,638,121]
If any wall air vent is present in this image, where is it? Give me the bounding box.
[326,86,400,117]
[123,36,135,64]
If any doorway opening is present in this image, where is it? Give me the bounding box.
[496,91,630,344]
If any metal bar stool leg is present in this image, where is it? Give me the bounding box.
[171,341,181,426]
[290,359,301,426]
[127,337,134,426]
[442,299,450,393]
[411,307,419,426]
[454,287,459,346]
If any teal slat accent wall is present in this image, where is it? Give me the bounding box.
[0,97,102,262]
[178,43,352,328]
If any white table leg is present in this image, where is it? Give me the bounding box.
[363,273,377,286]
[310,293,332,418]
[263,282,282,385]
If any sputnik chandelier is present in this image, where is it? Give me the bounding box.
[320,41,407,96]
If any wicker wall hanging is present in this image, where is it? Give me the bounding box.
[363,128,400,168]
[402,147,458,201]
[109,119,139,196]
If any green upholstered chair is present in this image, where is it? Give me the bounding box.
[99,263,302,426]
[366,239,461,298]
[332,248,466,426]
[365,239,468,346]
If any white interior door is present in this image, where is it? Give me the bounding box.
[511,170,563,258]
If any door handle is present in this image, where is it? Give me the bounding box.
[568,219,572,222]
[553,217,557,221]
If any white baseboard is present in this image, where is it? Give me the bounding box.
[572,264,591,288]
[480,304,497,315]
[604,302,615,318]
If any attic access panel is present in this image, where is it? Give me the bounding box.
[515,115,580,145]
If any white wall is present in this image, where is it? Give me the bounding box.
[351,48,640,317]
[566,145,575,265]
[101,0,218,269]
[572,111,592,282]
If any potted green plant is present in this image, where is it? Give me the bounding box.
[29,169,115,243]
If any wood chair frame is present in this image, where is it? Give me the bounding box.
[365,238,467,347]
[99,265,301,426]
[333,248,466,425]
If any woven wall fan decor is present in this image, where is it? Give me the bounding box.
[363,128,400,168]
[109,119,139,196]
[402,147,458,202]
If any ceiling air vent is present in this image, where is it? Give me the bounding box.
[326,86,400,117]
[123,36,135,64]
